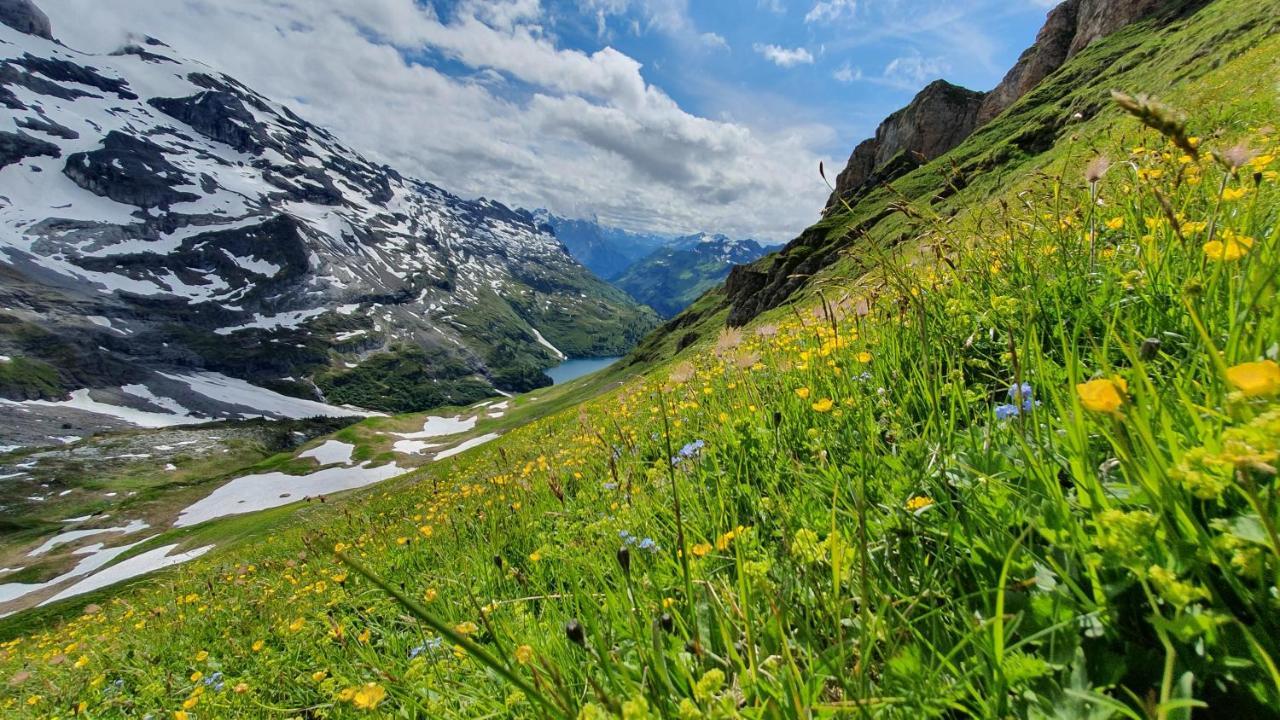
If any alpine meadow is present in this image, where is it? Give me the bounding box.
[1,0,1280,718]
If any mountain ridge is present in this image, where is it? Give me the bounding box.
[0,9,657,441]
[611,233,770,319]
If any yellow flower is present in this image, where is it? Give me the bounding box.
[333,542,349,554]
[396,536,409,545]
[857,351,873,363]
[182,694,199,710]
[811,398,834,413]
[190,671,203,683]
[691,542,712,558]
[528,550,542,563]
[1203,234,1253,261]
[331,572,348,584]
[794,387,811,400]
[1105,217,1125,230]
[312,670,328,682]
[1077,377,1128,414]
[454,621,478,635]
[288,617,306,633]
[173,712,188,720]
[193,650,208,662]
[1226,360,1280,397]
[350,682,387,710]
[1221,186,1249,201]
[251,639,265,652]
[418,524,434,538]
[424,588,438,602]
[73,655,89,669]
[514,645,534,665]
[905,495,934,512]
[233,682,249,694]
[1249,153,1274,169]
[358,628,371,644]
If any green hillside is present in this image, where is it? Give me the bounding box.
[3,0,1280,717]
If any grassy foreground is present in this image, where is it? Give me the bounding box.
[4,18,1280,720]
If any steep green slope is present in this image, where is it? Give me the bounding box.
[1,1,1279,718]
[628,0,1276,366]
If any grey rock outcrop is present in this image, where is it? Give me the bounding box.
[0,0,52,40]
[826,0,1170,210]
[978,0,1165,125]
[827,81,984,209]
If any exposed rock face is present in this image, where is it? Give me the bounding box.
[978,0,1165,125]
[827,81,984,210]
[826,0,1169,210]
[63,131,202,208]
[0,0,51,40]
[0,129,58,168]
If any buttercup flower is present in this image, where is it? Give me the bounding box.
[1077,378,1127,414]
[1226,360,1280,397]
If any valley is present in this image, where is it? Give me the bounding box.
[0,0,1278,717]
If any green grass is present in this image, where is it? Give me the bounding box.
[1,1,1279,717]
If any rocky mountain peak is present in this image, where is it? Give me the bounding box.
[0,0,51,41]
[826,0,1169,211]
[826,80,985,210]
[978,0,1166,125]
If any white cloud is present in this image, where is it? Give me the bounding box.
[699,32,729,50]
[758,0,786,13]
[833,62,862,83]
[882,52,951,88]
[39,0,830,241]
[753,43,815,67]
[805,0,857,24]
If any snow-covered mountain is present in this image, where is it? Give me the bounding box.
[612,233,771,319]
[0,4,656,443]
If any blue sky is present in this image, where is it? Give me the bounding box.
[48,0,1061,241]
[540,0,1056,155]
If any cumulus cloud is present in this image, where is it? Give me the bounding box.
[39,0,831,241]
[754,43,815,67]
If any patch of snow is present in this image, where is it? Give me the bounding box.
[214,308,327,336]
[159,372,376,419]
[173,462,405,527]
[0,538,150,606]
[27,519,150,557]
[392,415,476,439]
[529,328,566,359]
[434,433,501,461]
[0,390,206,429]
[299,440,354,466]
[42,543,215,606]
[121,384,194,417]
[393,439,438,455]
